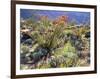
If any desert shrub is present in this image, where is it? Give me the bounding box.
[21,45,29,54]
[52,41,78,67]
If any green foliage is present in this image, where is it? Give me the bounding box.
[20,64,29,70]
[54,41,76,56]
[39,18,51,28]
[21,45,29,54]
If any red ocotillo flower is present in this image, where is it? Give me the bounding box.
[52,15,68,26]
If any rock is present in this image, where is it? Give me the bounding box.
[23,39,33,45]
[85,32,90,38]
[87,57,90,64]
[78,50,90,59]
[21,33,32,43]
[20,53,30,64]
